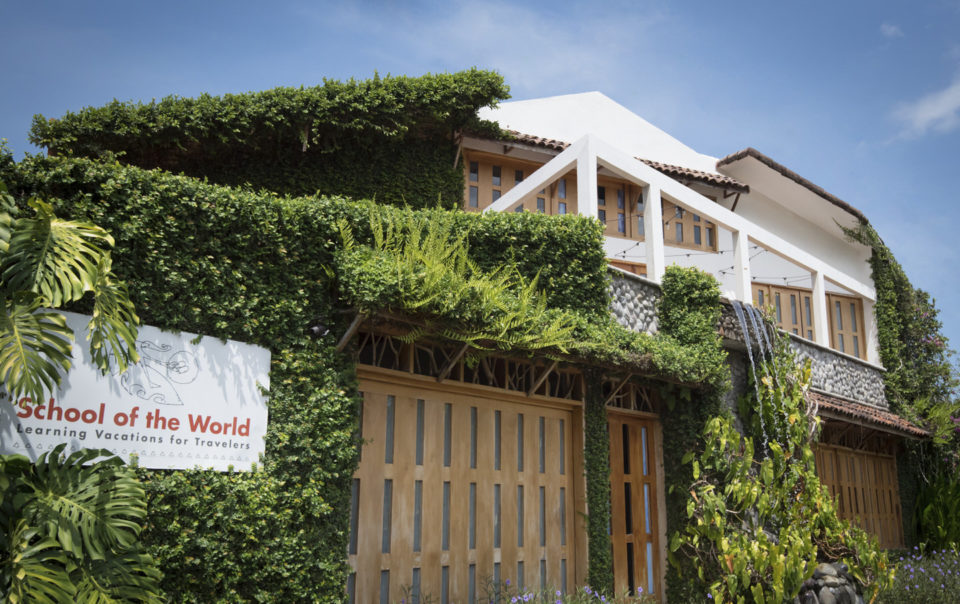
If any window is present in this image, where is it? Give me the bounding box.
[598,186,606,206]
[827,293,865,359]
[469,186,478,208]
[663,201,717,252]
[492,166,501,186]
[598,209,606,225]
[492,190,501,202]
[514,205,523,213]
[469,162,478,182]
[515,169,523,184]
[558,202,567,215]
[558,179,566,199]
[536,197,545,213]
[617,189,624,209]
[618,213,625,234]
[755,284,864,358]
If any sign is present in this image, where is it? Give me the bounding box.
[0,312,270,471]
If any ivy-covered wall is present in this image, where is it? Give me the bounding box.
[28,70,509,209]
[2,149,732,600]
[843,223,959,546]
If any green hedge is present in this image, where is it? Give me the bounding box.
[28,70,509,209]
[1,151,661,600]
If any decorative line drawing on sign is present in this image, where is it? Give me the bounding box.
[112,340,200,405]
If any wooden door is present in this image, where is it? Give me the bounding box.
[815,444,903,548]
[609,412,662,600]
[349,376,578,603]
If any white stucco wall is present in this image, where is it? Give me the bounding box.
[478,92,719,173]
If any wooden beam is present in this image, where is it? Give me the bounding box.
[604,373,634,406]
[453,132,464,169]
[528,361,559,397]
[437,343,470,383]
[336,313,365,353]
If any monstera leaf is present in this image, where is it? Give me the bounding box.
[1,520,75,604]
[0,198,112,306]
[0,188,138,403]
[18,447,147,560]
[0,296,74,405]
[0,446,162,603]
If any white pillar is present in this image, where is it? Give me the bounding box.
[576,138,598,219]
[732,230,753,304]
[643,185,665,282]
[812,270,831,347]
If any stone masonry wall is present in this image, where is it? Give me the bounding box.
[608,270,659,334]
[718,301,888,410]
[608,270,888,410]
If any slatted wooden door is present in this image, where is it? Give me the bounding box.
[815,444,903,549]
[349,376,578,603]
[608,411,662,600]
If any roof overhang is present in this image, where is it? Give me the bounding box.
[810,390,929,439]
[717,148,868,230]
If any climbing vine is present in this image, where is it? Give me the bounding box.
[842,222,960,547]
[670,315,892,603]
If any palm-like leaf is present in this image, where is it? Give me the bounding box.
[18,446,147,561]
[87,254,140,375]
[1,198,114,306]
[71,550,163,604]
[1,519,75,604]
[0,182,16,254]
[0,297,73,404]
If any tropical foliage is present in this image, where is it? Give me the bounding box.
[670,322,892,603]
[0,182,139,405]
[335,210,580,357]
[0,445,162,603]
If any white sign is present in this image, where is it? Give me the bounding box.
[0,312,271,471]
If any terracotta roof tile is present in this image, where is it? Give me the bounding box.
[495,130,750,192]
[809,390,929,438]
[638,158,749,193]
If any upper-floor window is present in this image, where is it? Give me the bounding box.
[469,162,479,182]
[663,200,717,252]
[597,186,606,206]
[492,165,502,186]
[515,169,523,184]
[754,283,866,359]
[558,179,566,199]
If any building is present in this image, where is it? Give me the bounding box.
[346,92,927,602]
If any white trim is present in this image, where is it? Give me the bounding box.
[484,134,876,303]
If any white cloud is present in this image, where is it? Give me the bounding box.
[880,22,904,38]
[893,77,960,137]
[300,0,666,99]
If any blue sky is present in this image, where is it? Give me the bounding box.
[2,0,959,364]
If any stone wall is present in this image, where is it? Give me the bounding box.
[790,337,887,410]
[719,300,888,409]
[608,272,888,410]
[608,270,660,334]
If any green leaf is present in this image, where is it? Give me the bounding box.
[1,198,114,306]
[0,297,73,404]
